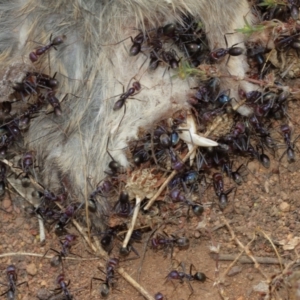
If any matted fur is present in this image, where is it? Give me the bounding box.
[0,0,257,221]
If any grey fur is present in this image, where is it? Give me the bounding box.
[0,0,256,222]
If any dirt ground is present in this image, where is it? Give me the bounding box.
[1,98,300,300]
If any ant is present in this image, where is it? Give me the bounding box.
[129,31,149,56]
[154,292,164,300]
[46,90,63,116]
[209,34,244,64]
[100,29,151,56]
[119,228,145,258]
[52,273,73,300]
[29,34,66,63]
[222,161,248,185]
[151,232,190,257]
[44,234,77,266]
[256,144,271,169]
[212,173,235,211]
[0,265,27,299]
[91,258,119,298]
[113,80,141,111]
[169,186,204,217]
[160,49,181,70]
[89,179,113,203]
[280,124,299,163]
[0,101,12,119]
[17,151,38,182]
[54,203,81,236]
[111,78,143,131]
[166,263,207,297]
[274,32,300,53]
[113,191,132,217]
[105,137,125,176]
[0,161,7,197]
[98,223,127,253]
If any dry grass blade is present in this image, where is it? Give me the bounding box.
[221,215,269,280]
[122,195,142,249]
[257,227,284,271]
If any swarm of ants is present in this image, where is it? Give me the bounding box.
[2,1,300,299]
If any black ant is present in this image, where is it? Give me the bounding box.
[209,34,244,64]
[151,232,190,257]
[54,203,81,236]
[0,265,27,299]
[29,34,66,63]
[52,273,73,300]
[105,137,125,176]
[100,29,150,56]
[119,228,146,258]
[113,80,141,111]
[0,161,7,197]
[154,292,164,300]
[212,173,235,211]
[274,32,300,53]
[46,90,63,116]
[0,101,12,119]
[17,151,38,183]
[44,234,78,266]
[222,161,248,185]
[169,184,204,217]
[166,262,208,297]
[280,124,299,163]
[98,223,127,253]
[112,78,143,131]
[90,258,119,298]
[113,190,132,218]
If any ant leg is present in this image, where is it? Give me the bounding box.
[90,277,105,294]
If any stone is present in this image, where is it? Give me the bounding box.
[279,202,290,212]
[26,263,38,276]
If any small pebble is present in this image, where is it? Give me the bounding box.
[26,263,37,276]
[40,280,47,287]
[228,266,242,277]
[279,202,290,212]
[246,274,254,281]
[194,231,201,238]
[2,198,11,209]
[280,191,288,201]
[253,281,268,294]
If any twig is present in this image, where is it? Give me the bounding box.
[256,227,284,271]
[216,254,289,265]
[220,235,255,282]
[55,202,102,255]
[144,146,197,210]
[37,215,46,245]
[6,174,46,244]
[0,252,99,260]
[117,267,155,300]
[122,196,141,248]
[221,216,269,280]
